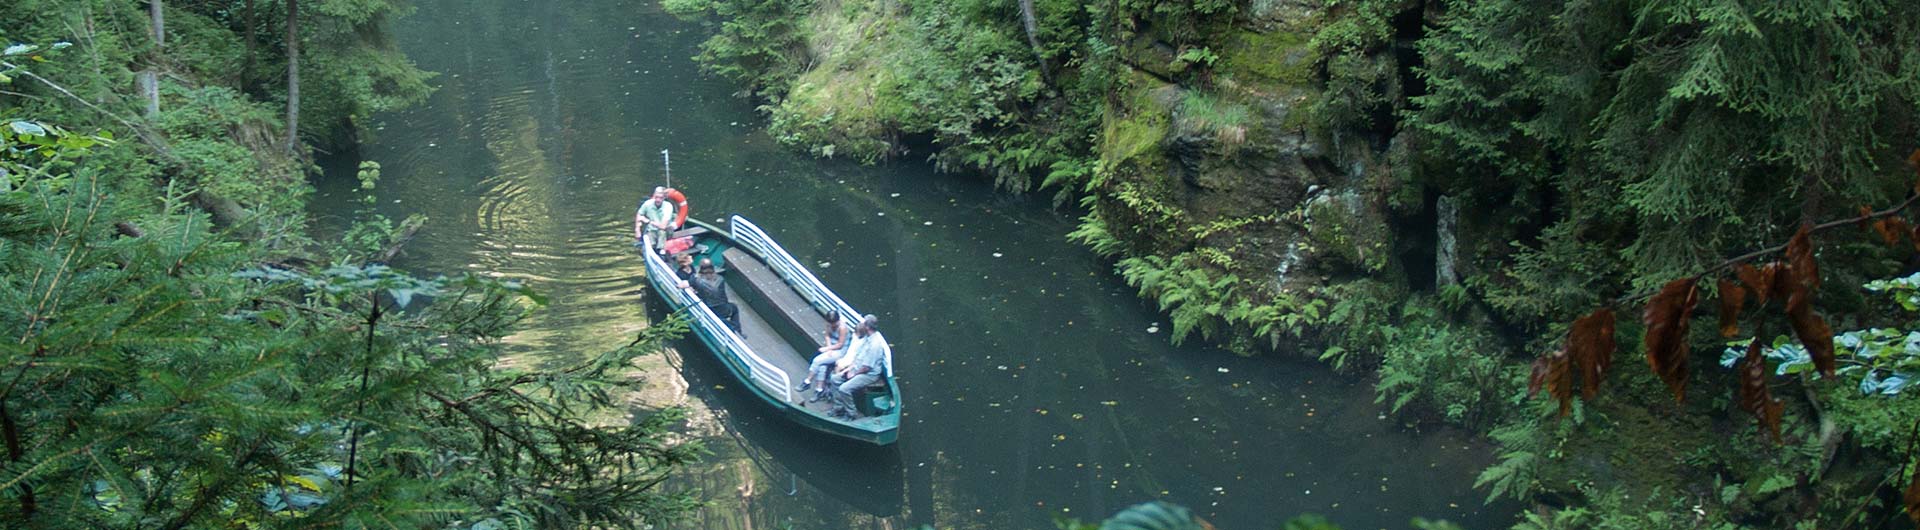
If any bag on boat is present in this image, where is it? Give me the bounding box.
[662,236,696,255]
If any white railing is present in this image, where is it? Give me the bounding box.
[643,234,793,403]
[728,216,893,378]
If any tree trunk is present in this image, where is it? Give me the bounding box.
[1436,194,1461,288]
[285,0,300,151]
[137,72,160,117]
[149,0,164,47]
[242,0,256,85]
[140,0,164,117]
[1018,0,1050,84]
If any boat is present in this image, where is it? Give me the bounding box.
[641,215,901,445]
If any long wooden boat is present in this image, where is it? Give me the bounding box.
[641,215,900,445]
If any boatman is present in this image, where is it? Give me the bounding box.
[634,186,676,252]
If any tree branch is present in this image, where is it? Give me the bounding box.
[1611,192,1920,307]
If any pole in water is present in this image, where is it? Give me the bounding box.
[661,149,671,188]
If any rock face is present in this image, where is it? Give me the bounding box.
[1075,2,1409,353]
[741,0,1414,354]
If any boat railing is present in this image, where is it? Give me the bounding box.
[643,234,794,403]
[728,216,894,379]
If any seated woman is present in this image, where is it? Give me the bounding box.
[827,315,889,419]
[797,312,852,400]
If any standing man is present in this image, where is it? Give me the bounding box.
[634,186,676,252]
[828,315,889,418]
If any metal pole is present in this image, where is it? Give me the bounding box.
[661,149,671,188]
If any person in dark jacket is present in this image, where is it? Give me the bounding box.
[688,259,741,333]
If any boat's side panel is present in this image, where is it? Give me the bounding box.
[640,238,793,405]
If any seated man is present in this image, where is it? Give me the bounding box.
[687,259,741,333]
[827,315,889,418]
[634,187,676,253]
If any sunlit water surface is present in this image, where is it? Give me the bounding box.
[311,1,1508,528]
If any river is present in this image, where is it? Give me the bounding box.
[311,1,1506,528]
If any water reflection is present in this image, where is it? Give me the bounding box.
[311,0,1510,528]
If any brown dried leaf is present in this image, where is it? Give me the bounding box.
[1736,338,1783,443]
[1787,303,1836,377]
[1784,223,1819,312]
[1527,349,1574,417]
[1643,278,1699,403]
[1906,454,1920,525]
[1735,263,1772,305]
[1766,262,1794,304]
[1909,148,1920,194]
[1568,308,1617,399]
[1886,217,1913,248]
[1717,278,1745,338]
[1873,217,1895,244]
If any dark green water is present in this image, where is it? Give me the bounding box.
[312,1,1506,528]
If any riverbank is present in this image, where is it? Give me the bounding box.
[665,0,1920,527]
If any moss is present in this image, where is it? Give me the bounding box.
[1217,27,1315,87]
[762,0,905,162]
[1098,74,1173,169]
[1302,191,1391,273]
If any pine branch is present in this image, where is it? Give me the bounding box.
[0,402,35,517]
[344,292,383,490]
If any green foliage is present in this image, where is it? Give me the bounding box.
[1718,273,1920,450]
[1475,412,1559,505]
[1411,0,1920,311]
[1372,301,1510,425]
[296,0,437,145]
[675,0,815,98]
[1174,91,1249,145]
[0,131,699,528]
[1117,253,1240,345]
[330,160,424,262]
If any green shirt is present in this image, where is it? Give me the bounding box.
[637,199,675,228]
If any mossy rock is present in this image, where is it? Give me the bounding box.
[1217,27,1315,87]
[1302,190,1391,273]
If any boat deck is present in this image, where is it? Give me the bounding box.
[724,250,842,416]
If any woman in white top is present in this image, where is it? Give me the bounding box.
[798,312,853,399]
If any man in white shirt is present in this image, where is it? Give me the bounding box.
[828,315,889,418]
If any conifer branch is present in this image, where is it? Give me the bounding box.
[1612,192,1919,307]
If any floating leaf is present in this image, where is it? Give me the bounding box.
[1527,349,1573,416]
[1717,279,1745,338]
[1786,303,1835,377]
[1568,308,1616,399]
[1643,278,1699,402]
[1736,338,1783,443]
[1735,263,1772,305]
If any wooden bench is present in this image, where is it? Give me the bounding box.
[723,248,831,350]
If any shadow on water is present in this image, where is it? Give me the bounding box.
[643,297,907,520]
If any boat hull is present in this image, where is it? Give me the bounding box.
[642,217,899,445]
